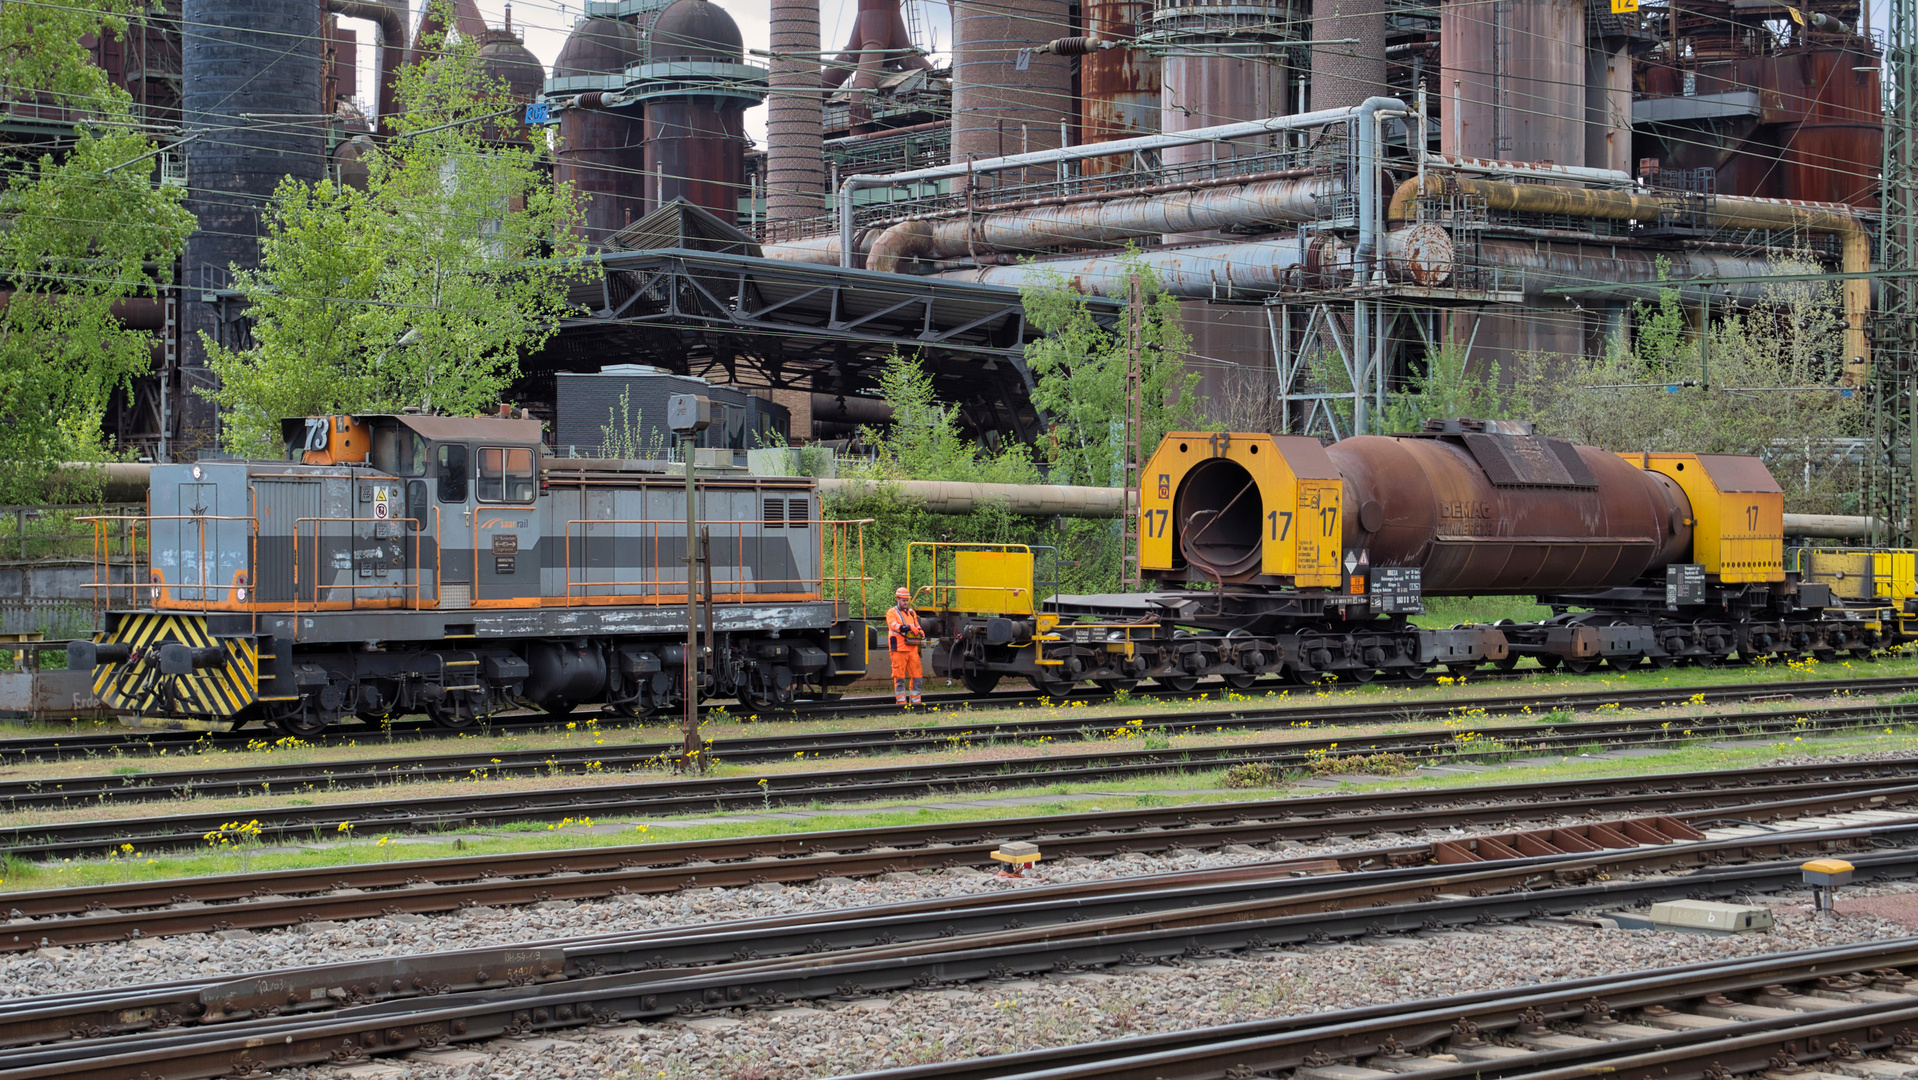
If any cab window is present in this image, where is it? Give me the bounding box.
[371,425,427,477]
[436,444,469,503]
[477,446,535,503]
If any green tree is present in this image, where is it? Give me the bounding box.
[1519,257,1862,511]
[205,5,588,453]
[823,353,1046,612]
[1379,344,1516,434]
[0,1,195,499]
[1019,252,1202,487]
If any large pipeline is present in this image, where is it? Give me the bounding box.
[58,462,1883,540]
[833,100,1411,269]
[864,175,1341,273]
[1387,175,1872,378]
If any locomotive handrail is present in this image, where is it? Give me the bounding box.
[77,513,259,611]
[291,516,427,613]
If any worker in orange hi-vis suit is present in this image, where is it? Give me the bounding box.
[886,586,925,706]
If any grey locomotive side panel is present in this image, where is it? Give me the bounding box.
[155,464,251,602]
[251,477,322,602]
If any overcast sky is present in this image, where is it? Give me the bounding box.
[337,1,957,148]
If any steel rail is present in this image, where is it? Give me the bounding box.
[830,941,1918,1080]
[6,687,1916,811]
[0,820,1906,1058]
[4,700,1913,858]
[5,670,1912,766]
[10,850,1918,1080]
[4,776,1915,950]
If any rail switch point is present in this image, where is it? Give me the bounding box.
[991,841,1042,879]
[1803,857,1856,912]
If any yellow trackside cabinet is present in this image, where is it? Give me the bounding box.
[1627,452,1785,583]
[1139,432,1344,588]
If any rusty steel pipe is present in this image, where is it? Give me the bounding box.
[327,1,404,132]
[1388,175,1872,378]
[945,225,1453,296]
[865,175,1344,272]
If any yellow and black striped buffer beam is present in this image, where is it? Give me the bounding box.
[90,614,258,719]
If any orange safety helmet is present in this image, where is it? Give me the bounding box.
[894,586,912,600]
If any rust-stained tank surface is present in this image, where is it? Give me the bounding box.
[1328,431,1695,594]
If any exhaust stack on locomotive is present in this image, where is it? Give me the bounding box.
[72,412,870,734]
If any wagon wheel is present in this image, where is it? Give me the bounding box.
[1221,673,1258,689]
[1558,657,1596,674]
[428,698,482,732]
[1096,678,1141,694]
[1027,673,1078,698]
[960,670,1002,696]
[1157,675,1200,693]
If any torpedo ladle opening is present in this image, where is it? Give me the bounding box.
[1176,457,1265,581]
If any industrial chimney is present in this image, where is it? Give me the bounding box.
[767,0,826,223]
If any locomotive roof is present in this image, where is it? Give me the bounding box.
[278,413,545,445]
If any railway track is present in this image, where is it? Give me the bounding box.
[5,670,1913,766]
[837,938,1918,1080]
[3,695,1914,857]
[10,679,1918,811]
[7,761,1918,947]
[6,824,1918,1079]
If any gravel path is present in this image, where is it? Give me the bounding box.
[6,804,1916,1080]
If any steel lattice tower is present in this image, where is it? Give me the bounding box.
[1877,0,1918,541]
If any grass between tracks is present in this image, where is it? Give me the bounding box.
[7,710,1918,895]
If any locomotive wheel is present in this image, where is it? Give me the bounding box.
[610,698,655,720]
[1028,673,1078,698]
[270,705,330,738]
[428,701,481,732]
[960,671,1002,696]
[1222,673,1257,689]
[1157,675,1200,693]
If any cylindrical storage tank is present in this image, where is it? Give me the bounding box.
[1439,0,1584,163]
[1155,0,1290,172]
[950,0,1075,189]
[1327,433,1695,594]
[1311,0,1388,111]
[1080,0,1161,172]
[766,0,825,223]
[1781,45,1882,207]
[180,0,324,444]
[1583,40,1632,174]
[638,0,764,219]
[477,26,546,146]
[552,17,647,244]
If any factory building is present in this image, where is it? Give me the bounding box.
[14,0,1886,455]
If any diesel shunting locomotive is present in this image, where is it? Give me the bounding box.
[71,412,870,734]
